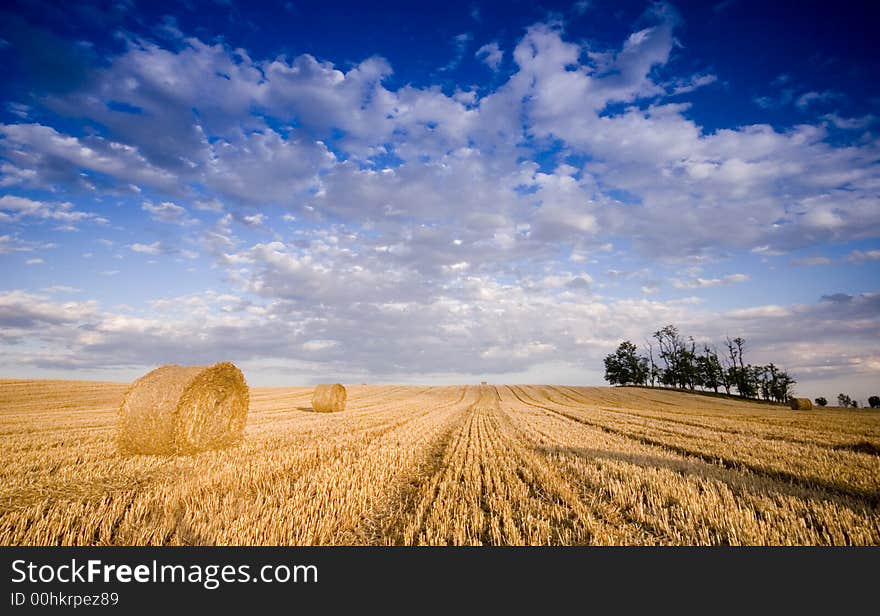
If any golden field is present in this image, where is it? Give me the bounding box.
[1,379,879,545]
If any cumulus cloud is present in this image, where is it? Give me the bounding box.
[0,123,177,191]
[2,9,874,261]
[1,282,878,396]
[0,195,105,226]
[0,290,98,334]
[206,129,335,204]
[0,6,878,397]
[141,201,197,226]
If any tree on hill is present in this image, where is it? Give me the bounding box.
[602,325,796,402]
[837,393,852,407]
[653,325,693,389]
[815,397,828,407]
[764,363,795,403]
[603,341,648,386]
[698,346,723,394]
[869,396,880,409]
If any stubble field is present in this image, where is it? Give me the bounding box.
[1,379,879,545]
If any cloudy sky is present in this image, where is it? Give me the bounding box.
[1,0,878,400]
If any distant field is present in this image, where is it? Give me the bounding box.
[1,379,878,545]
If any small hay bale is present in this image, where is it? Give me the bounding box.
[789,397,813,411]
[118,362,249,454]
[312,383,347,413]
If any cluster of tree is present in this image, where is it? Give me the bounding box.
[817,394,880,408]
[603,325,796,403]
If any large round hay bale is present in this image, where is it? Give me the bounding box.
[118,362,249,454]
[789,397,813,411]
[312,383,347,412]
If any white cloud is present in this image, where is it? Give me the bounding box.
[206,129,335,204]
[130,241,163,255]
[728,305,790,318]
[241,214,266,229]
[0,234,55,254]
[847,249,880,263]
[791,256,831,266]
[194,198,225,212]
[2,283,878,397]
[476,42,503,71]
[671,273,750,289]
[42,285,80,294]
[823,113,876,130]
[4,11,870,264]
[0,7,878,399]
[0,290,98,333]
[0,195,105,226]
[440,33,473,72]
[668,73,718,95]
[141,201,197,225]
[795,90,839,110]
[302,339,338,352]
[0,123,177,190]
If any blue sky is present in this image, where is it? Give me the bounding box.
[0,0,878,401]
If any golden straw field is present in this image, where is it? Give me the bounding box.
[1,379,879,545]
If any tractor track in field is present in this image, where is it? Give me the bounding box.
[373,386,652,545]
[548,385,870,452]
[507,385,880,508]
[3,380,879,545]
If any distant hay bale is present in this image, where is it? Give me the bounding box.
[789,397,813,411]
[312,383,347,413]
[481,381,488,386]
[118,362,249,455]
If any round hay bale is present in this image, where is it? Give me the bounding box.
[118,362,249,454]
[789,397,813,411]
[312,383,347,413]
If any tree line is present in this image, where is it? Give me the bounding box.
[818,394,880,409]
[603,325,796,403]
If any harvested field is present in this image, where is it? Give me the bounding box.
[1,379,878,545]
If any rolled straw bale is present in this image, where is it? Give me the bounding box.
[312,383,347,413]
[789,397,813,411]
[118,362,249,454]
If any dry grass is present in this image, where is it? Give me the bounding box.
[1,379,878,545]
